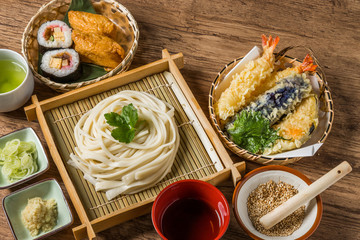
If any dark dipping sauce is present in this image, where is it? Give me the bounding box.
[160,198,221,240]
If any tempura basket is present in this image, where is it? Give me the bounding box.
[209,51,334,165]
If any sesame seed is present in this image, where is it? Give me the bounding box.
[247,180,305,236]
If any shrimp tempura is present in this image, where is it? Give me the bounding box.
[215,35,279,121]
[264,54,318,90]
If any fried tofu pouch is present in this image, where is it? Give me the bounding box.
[72,30,125,69]
[68,11,117,39]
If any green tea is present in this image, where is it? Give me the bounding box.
[0,60,26,93]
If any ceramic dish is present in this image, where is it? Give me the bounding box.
[2,178,73,240]
[209,48,334,165]
[22,0,139,92]
[0,127,49,189]
[232,165,323,240]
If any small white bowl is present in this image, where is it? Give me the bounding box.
[233,165,323,240]
[0,49,34,112]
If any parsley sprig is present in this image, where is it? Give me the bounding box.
[227,110,282,154]
[104,104,138,144]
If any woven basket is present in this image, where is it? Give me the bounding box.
[209,51,334,165]
[21,0,139,92]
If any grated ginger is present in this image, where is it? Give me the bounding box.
[21,197,57,237]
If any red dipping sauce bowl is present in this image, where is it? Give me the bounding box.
[152,179,230,240]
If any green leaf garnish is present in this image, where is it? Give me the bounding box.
[110,125,136,144]
[63,0,97,26]
[49,35,54,41]
[227,110,282,154]
[79,63,108,82]
[104,104,138,144]
[122,103,138,127]
[104,111,125,126]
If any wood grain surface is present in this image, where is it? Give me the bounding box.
[0,0,359,239]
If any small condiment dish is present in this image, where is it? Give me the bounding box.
[0,49,34,112]
[232,165,322,240]
[152,179,230,240]
[0,127,49,189]
[2,178,73,240]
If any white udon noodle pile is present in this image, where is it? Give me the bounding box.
[68,90,180,200]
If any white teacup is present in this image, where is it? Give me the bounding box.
[0,49,34,112]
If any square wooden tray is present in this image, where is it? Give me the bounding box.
[24,49,245,239]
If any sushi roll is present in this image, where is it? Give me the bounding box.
[40,49,81,83]
[37,20,72,53]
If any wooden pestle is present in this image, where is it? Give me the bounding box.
[259,161,352,230]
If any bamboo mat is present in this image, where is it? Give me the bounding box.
[45,71,221,220]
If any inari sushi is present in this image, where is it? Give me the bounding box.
[40,49,81,83]
[37,20,72,53]
[68,11,117,39]
[72,30,124,69]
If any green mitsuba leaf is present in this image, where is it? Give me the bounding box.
[104,112,125,127]
[111,125,135,144]
[227,110,282,154]
[104,104,139,144]
[121,104,138,127]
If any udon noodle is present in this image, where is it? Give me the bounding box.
[68,90,180,200]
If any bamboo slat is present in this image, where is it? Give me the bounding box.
[163,50,242,185]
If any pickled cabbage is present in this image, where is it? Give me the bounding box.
[0,139,38,182]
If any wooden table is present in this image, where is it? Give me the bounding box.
[0,0,359,239]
